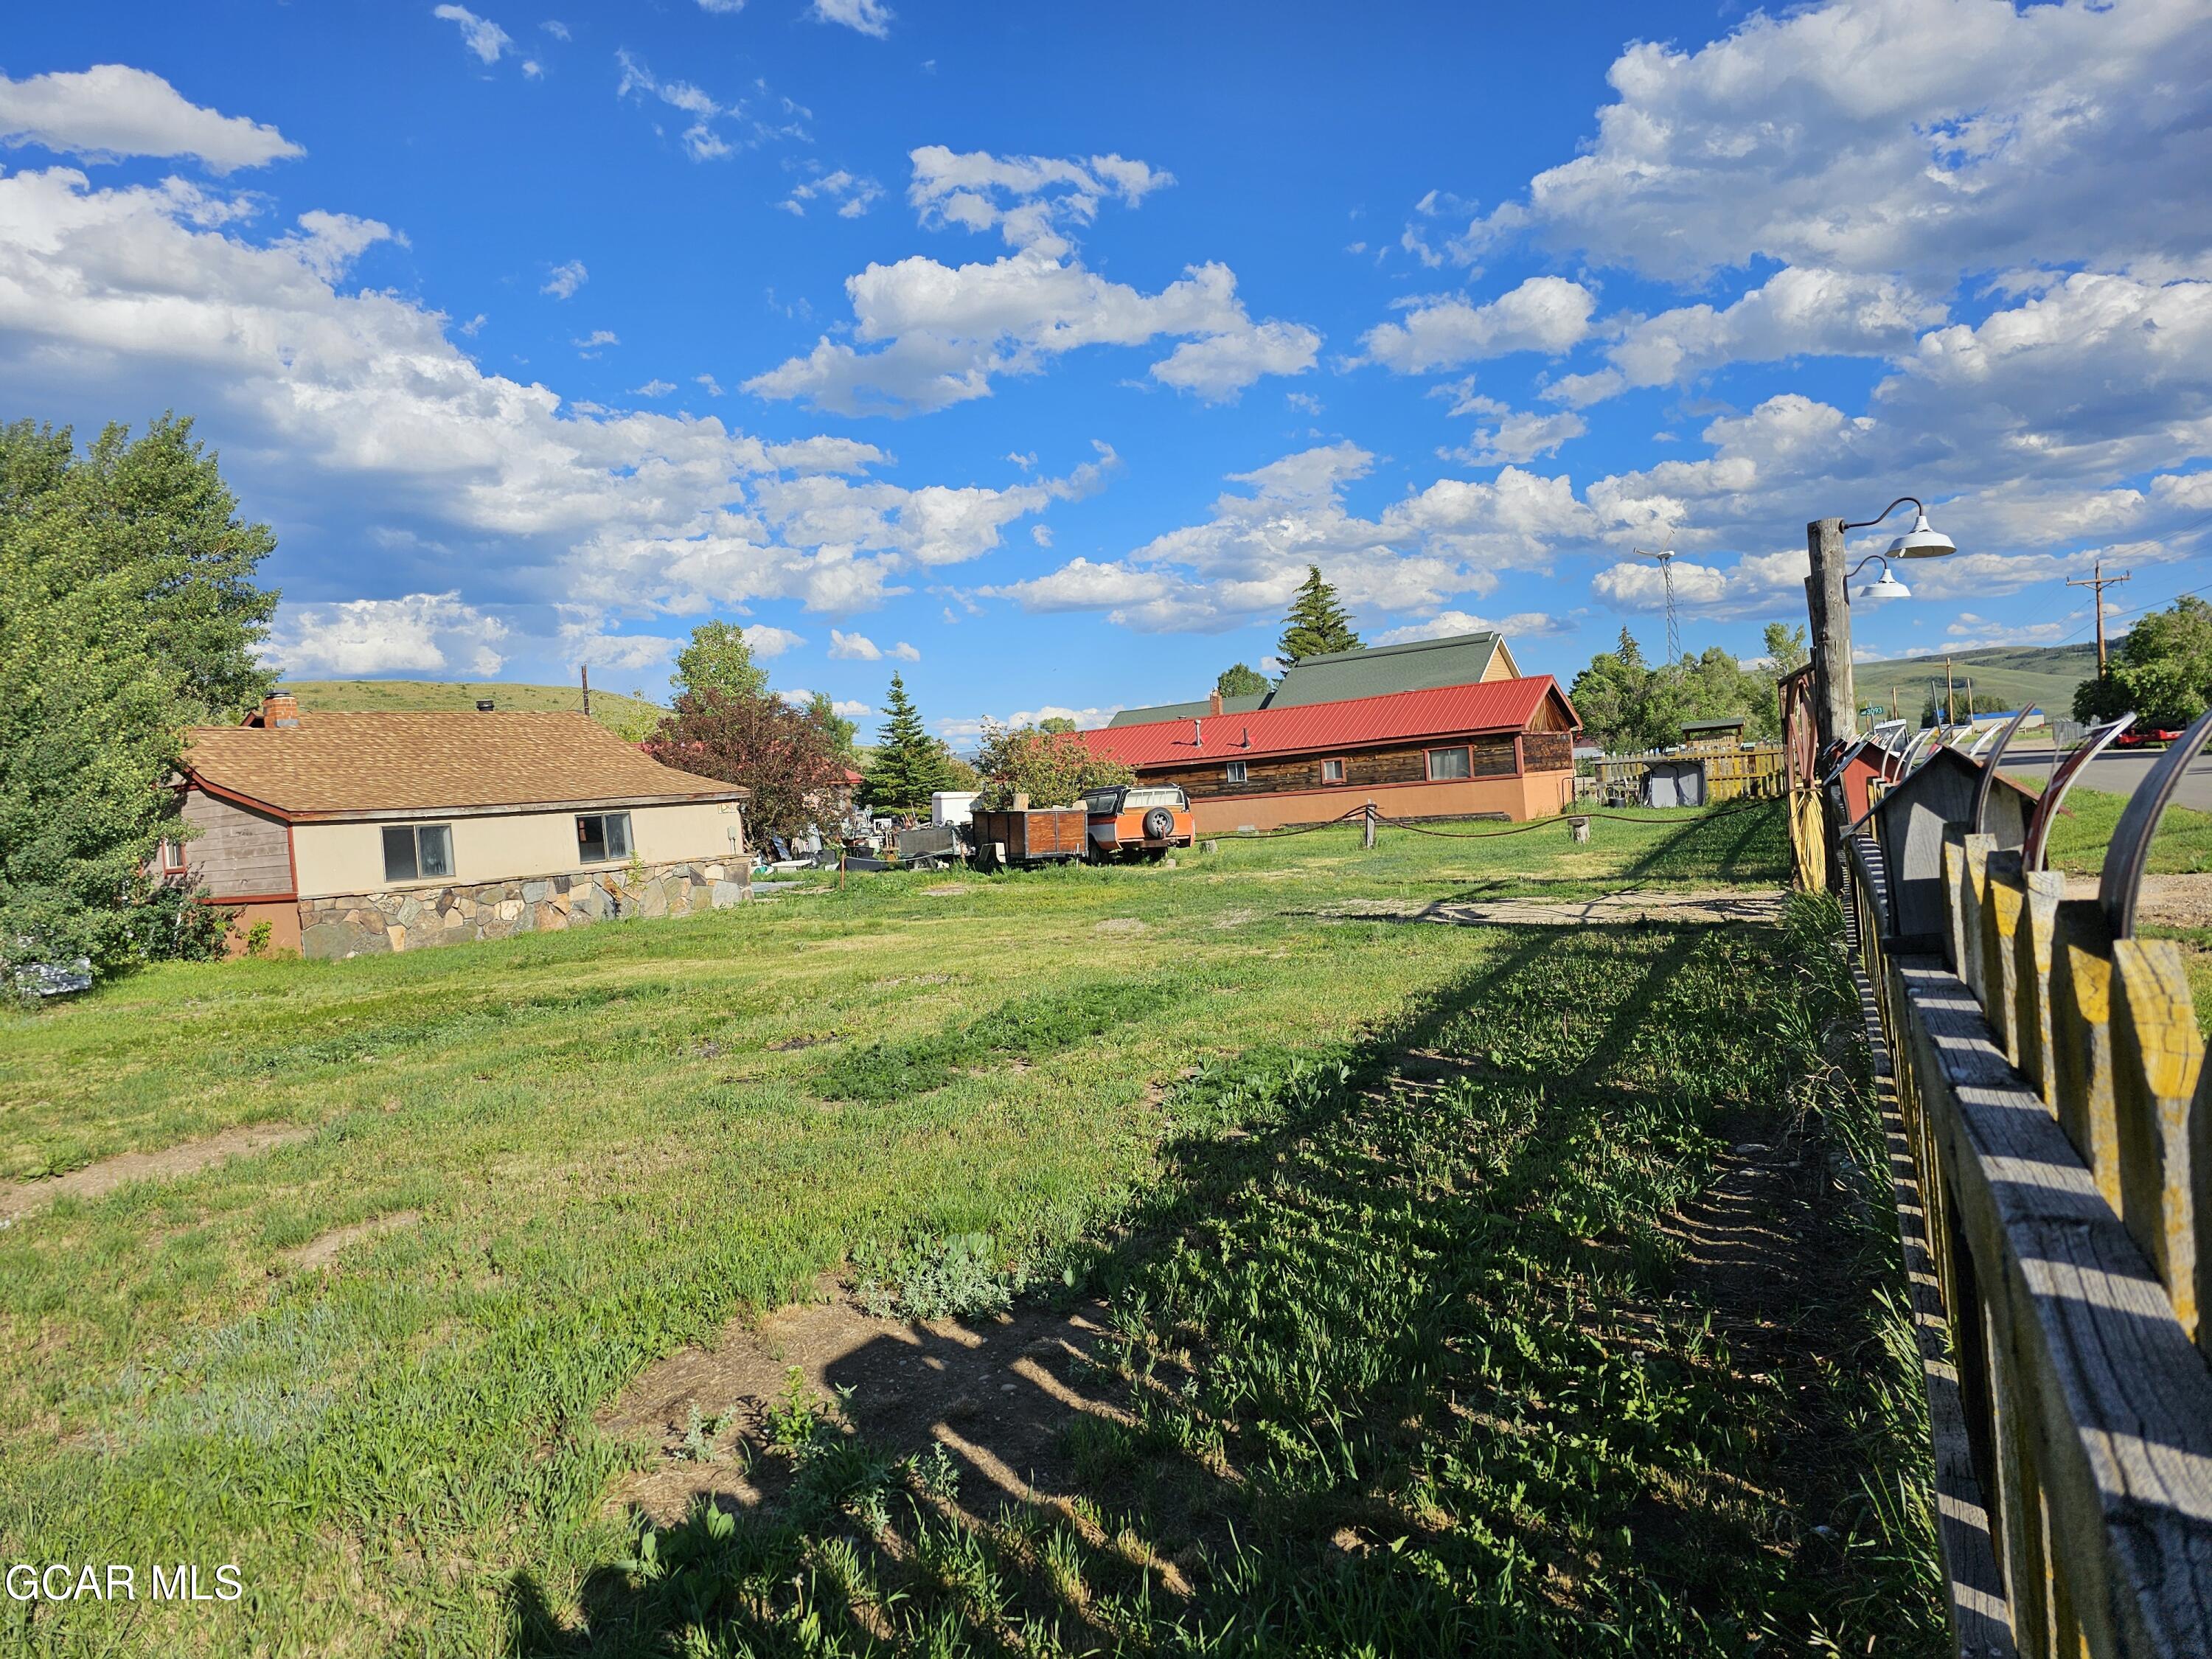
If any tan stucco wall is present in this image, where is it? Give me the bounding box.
[1190,771,1573,834]
[291,799,746,899]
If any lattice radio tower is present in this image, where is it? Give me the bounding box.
[1636,548,1681,664]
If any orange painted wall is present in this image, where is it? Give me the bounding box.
[1189,770,1573,833]
[221,900,305,958]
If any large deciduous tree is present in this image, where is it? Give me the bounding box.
[1568,628,1776,751]
[973,722,1134,808]
[645,690,849,843]
[1214,662,1270,698]
[671,621,771,706]
[2073,596,2212,729]
[1277,567,1360,667]
[1,417,277,984]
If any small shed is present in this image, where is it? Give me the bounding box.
[1646,759,1705,808]
[1866,747,2037,947]
[1680,716,1747,748]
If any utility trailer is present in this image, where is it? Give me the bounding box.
[967,806,1088,870]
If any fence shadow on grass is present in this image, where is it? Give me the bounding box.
[498,904,1933,1658]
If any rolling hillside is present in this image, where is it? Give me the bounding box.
[1850,642,2097,720]
[279,679,664,738]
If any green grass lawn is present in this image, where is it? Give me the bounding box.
[1,802,1941,1655]
[2039,785,2212,875]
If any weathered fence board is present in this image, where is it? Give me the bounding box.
[1839,717,2212,1658]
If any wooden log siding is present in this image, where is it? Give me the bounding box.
[179,787,292,897]
[1169,733,1522,799]
[1846,827,2212,1656]
[1522,730,1571,773]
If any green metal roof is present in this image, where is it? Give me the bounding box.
[1680,716,1747,732]
[1267,632,1503,708]
[1107,692,1267,728]
[1102,630,1509,728]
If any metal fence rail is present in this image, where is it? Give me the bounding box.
[1840,712,2212,1658]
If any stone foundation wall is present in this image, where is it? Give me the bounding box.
[298,860,750,959]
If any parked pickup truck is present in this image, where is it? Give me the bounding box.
[1083,785,1195,863]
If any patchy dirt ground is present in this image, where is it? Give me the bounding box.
[1321,889,1787,928]
[600,1280,1127,1525]
[0,1122,310,1225]
[2065,871,2212,928]
[283,1208,422,1270]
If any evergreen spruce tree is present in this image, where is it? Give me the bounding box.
[1276,566,1362,667]
[859,672,950,812]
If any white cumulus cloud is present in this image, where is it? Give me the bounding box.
[267,591,510,676]
[0,65,303,173]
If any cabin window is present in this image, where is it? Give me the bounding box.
[1426,746,1472,782]
[1320,757,1346,784]
[1225,761,1248,784]
[382,823,454,883]
[577,812,633,863]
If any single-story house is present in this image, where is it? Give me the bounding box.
[1107,629,1523,727]
[169,694,751,959]
[1081,675,1581,832]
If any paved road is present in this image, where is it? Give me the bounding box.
[2002,747,2212,813]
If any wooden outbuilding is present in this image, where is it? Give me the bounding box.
[1080,675,1581,832]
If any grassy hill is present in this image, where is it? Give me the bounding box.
[1850,641,2096,721]
[279,679,664,738]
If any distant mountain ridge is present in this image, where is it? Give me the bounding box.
[1849,641,2096,720]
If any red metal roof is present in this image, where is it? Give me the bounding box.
[1081,675,1577,768]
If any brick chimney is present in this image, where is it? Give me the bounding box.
[1208,689,1225,716]
[260,692,301,728]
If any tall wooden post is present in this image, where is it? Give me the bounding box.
[1363,801,1377,849]
[580,663,593,717]
[1804,518,1856,751]
[1805,517,1857,892]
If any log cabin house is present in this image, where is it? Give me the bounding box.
[1080,671,1582,832]
[166,694,751,959]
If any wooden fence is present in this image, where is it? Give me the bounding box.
[1579,740,1787,806]
[1838,714,2212,1657]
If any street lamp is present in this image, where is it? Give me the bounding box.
[1850,557,1911,603]
[1805,497,1961,754]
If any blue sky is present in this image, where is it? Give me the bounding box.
[2,1,2208,742]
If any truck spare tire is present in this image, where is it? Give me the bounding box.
[1142,807,1175,841]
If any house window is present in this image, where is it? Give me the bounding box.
[381,824,454,883]
[577,812,633,863]
[1320,757,1346,784]
[1225,761,1248,784]
[159,838,188,874]
[1426,746,1472,781]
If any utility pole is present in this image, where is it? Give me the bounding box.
[580,663,594,717]
[2066,560,2132,671]
[1945,659,1956,726]
[1803,518,1855,754]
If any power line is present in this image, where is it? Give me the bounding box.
[2065,561,2131,670]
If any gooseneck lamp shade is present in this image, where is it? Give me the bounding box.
[1855,568,1912,603]
[1888,506,1957,558]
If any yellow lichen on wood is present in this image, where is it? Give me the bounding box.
[2013,871,2063,1109]
[1981,849,2028,1065]
[2110,939,2205,1338]
[2049,900,2121,1214]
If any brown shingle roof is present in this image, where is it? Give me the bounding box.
[181,712,748,820]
